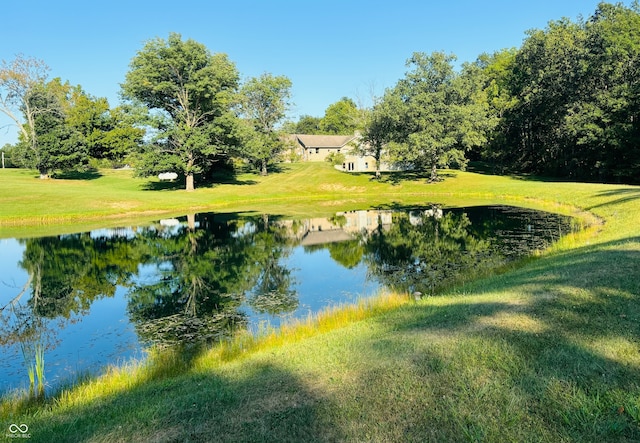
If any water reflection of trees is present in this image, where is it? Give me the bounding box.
[245,215,299,316]
[2,214,301,355]
[126,214,299,347]
[2,206,572,358]
[308,206,573,295]
[363,210,496,294]
[126,220,249,347]
[20,235,139,318]
[1,233,140,394]
[7,233,141,337]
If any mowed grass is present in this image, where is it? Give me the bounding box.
[1,163,639,442]
[0,163,602,234]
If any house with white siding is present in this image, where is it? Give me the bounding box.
[288,133,393,173]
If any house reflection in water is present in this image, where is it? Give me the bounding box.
[278,208,446,246]
[277,210,397,246]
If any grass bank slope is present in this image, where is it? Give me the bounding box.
[1,164,639,442]
[0,162,623,236]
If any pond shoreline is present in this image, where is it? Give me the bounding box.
[1,165,638,442]
[1,204,579,396]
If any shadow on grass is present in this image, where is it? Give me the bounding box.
[140,173,258,191]
[374,169,457,186]
[470,162,640,186]
[53,170,103,180]
[141,179,186,191]
[208,173,258,186]
[15,358,340,442]
[466,161,506,176]
[233,163,292,176]
[587,188,640,210]
[356,236,640,440]
[465,161,590,183]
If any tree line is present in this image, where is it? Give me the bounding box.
[2,2,639,188]
[0,33,294,190]
[363,1,640,183]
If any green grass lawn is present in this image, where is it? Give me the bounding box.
[1,163,639,442]
[0,163,609,236]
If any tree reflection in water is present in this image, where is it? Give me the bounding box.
[363,208,495,294]
[127,213,299,347]
[0,205,574,391]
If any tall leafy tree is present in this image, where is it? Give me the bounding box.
[491,2,640,182]
[121,33,240,190]
[239,73,292,175]
[13,79,89,177]
[574,1,640,181]
[0,56,67,179]
[468,48,518,166]
[320,97,362,135]
[60,84,144,166]
[504,18,588,176]
[289,114,322,134]
[95,105,146,166]
[287,98,363,136]
[358,104,389,178]
[375,52,492,181]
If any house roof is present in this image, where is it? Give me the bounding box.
[300,229,354,246]
[295,134,356,148]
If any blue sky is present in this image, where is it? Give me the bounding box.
[0,0,620,146]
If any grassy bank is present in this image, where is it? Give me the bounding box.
[0,163,602,237]
[1,163,639,441]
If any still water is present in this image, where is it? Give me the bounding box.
[0,205,576,394]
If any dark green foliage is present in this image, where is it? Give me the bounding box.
[320,97,362,135]
[358,2,640,184]
[121,33,241,190]
[289,115,322,134]
[369,52,493,181]
[13,83,89,177]
[288,97,363,136]
[239,73,292,175]
[488,2,640,183]
[10,77,143,175]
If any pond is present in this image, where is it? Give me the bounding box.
[0,205,577,395]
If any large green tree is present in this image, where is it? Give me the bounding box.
[467,48,518,166]
[0,56,49,166]
[58,84,144,167]
[287,114,322,134]
[13,79,89,177]
[0,56,85,179]
[503,18,588,176]
[491,2,640,182]
[122,33,240,190]
[320,97,362,135]
[5,72,137,177]
[371,52,492,181]
[285,97,363,136]
[358,105,388,178]
[239,73,292,175]
[571,1,640,181]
